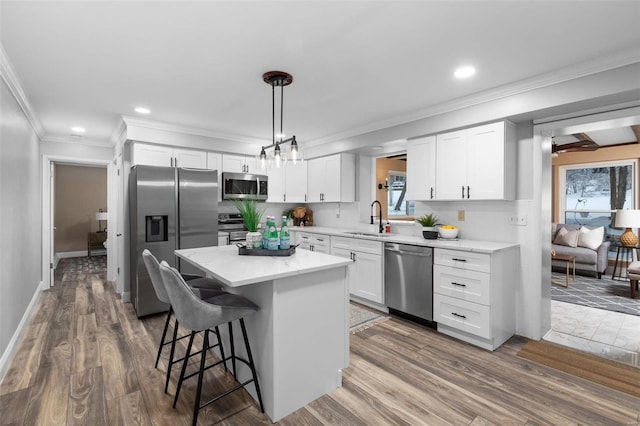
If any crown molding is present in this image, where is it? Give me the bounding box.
[306,47,640,148]
[109,118,127,147]
[0,44,44,138]
[41,135,113,148]
[121,116,269,146]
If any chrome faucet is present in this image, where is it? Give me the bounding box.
[370,200,383,233]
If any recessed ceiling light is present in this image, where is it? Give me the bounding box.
[135,107,151,114]
[71,126,85,133]
[454,66,476,79]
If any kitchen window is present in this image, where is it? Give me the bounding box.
[387,171,415,218]
[559,159,638,251]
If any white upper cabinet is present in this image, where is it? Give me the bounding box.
[174,148,207,168]
[435,130,468,200]
[267,166,286,202]
[266,161,308,203]
[406,135,436,200]
[132,143,207,169]
[307,154,355,203]
[435,121,515,201]
[284,161,308,203]
[222,154,259,174]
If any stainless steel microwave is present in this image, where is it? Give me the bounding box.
[221,172,268,201]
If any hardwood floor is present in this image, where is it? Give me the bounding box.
[1,257,639,425]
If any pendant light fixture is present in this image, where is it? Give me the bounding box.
[259,71,301,170]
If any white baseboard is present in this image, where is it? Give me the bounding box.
[122,291,131,303]
[56,250,106,259]
[0,280,45,384]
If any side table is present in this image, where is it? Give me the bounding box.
[87,232,107,257]
[552,253,576,287]
[611,245,640,281]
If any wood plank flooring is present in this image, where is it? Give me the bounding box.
[1,257,639,425]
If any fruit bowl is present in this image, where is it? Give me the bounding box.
[438,225,459,239]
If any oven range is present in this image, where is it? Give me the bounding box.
[218,213,248,243]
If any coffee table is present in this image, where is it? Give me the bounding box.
[552,253,576,287]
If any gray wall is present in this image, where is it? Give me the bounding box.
[0,78,42,363]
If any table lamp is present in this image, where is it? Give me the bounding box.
[95,210,108,233]
[614,209,640,247]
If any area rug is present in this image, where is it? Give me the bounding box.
[551,271,640,316]
[350,303,388,333]
[517,339,640,397]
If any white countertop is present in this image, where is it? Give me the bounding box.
[176,244,352,287]
[290,226,518,253]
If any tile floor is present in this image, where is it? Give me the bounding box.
[546,300,640,367]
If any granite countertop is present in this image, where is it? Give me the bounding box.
[289,226,518,254]
[176,244,352,287]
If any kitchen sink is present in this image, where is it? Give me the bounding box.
[343,231,388,237]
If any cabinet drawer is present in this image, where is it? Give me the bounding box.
[434,294,491,339]
[331,236,382,255]
[353,238,382,255]
[434,265,490,305]
[331,236,352,251]
[311,234,329,247]
[434,248,490,273]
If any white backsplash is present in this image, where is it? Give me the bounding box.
[247,200,520,244]
[413,200,519,243]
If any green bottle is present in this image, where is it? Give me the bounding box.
[279,216,290,249]
[267,216,279,250]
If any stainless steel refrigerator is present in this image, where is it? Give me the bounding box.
[129,165,218,317]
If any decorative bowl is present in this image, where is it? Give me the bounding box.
[438,225,459,239]
[422,230,439,240]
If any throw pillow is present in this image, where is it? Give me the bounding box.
[553,227,579,247]
[578,226,605,250]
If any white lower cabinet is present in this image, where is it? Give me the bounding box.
[292,231,330,254]
[331,236,383,304]
[433,247,517,350]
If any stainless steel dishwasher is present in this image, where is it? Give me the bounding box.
[384,242,434,321]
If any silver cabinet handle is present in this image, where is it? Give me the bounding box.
[452,312,467,319]
[451,282,466,287]
[467,186,470,199]
[430,187,434,199]
[461,186,465,199]
[116,233,122,237]
[452,258,467,262]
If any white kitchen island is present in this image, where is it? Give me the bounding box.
[175,244,352,422]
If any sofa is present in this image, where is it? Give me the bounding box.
[552,223,610,279]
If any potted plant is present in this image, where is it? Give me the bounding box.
[416,213,439,239]
[232,198,265,248]
[283,208,295,227]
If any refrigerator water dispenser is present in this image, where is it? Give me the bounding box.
[146,215,168,242]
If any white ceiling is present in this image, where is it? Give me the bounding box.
[2,1,640,148]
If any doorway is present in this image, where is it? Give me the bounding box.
[538,108,640,367]
[42,156,113,288]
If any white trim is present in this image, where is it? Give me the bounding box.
[42,154,112,289]
[533,107,640,341]
[0,281,45,383]
[0,44,44,137]
[110,119,127,148]
[533,101,640,125]
[41,135,112,148]
[56,250,104,259]
[122,292,131,303]
[122,116,268,146]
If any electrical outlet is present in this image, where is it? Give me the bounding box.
[509,215,527,226]
[457,210,465,221]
